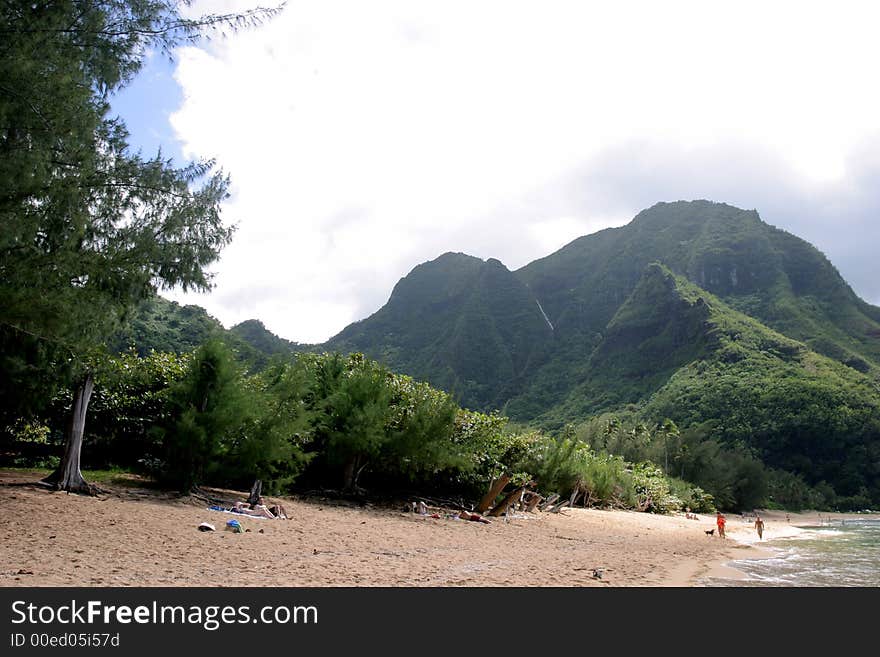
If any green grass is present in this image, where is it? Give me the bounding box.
[1,466,157,488]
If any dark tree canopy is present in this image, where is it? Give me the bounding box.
[0,0,284,490]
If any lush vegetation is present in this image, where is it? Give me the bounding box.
[10,203,879,512]
[0,0,286,491]
[312,203,880,511]
[325,202,880,423]
[2,1,877,514]
[538,267,880,510]
[3,343,713,513]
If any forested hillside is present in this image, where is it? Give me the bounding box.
[308,201,880,508]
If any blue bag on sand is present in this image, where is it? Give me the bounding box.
[226,518,243,533]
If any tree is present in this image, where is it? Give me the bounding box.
[379,375,461,483]
[311,354,394,492]
[229,357,312,492]
[658,418,680,474]
[155,340,247,490]
[0,2,284,492]
[73,349,189,469]
[150,342,309,492]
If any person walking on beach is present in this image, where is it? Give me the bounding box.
[716,511,726,538]
[754,514,764,540]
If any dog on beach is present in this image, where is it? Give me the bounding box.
[704,528,715,536]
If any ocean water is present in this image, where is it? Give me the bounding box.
[705,519,880,587]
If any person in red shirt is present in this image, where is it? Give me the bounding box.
[716,511,726,538]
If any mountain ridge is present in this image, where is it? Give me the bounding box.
[268,200,880,417]
[137,201,880,415]
[125,199,880,505]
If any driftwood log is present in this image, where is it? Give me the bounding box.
[538,493,560,511]
[488,486,526,517]
[547,496,571,513]
[523,491,543,512]
[476,474,510,514]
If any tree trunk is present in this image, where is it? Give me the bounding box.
[342,457,355,491]
[568,480,582,508]
[523,492,543,512]
[539,493,560,511]
[342,454,366,493]
[488,486,525,517]
[42,374,95,494]
[476,474,510,513]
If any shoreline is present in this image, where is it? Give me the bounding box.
[695,509,880,586]
[2,470,877,587]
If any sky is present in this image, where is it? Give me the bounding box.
[112,1,880,344]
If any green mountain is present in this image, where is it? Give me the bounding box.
[326,253,554,409]
[316,201,880,502]
[110,296,267,368]
[629,266,880,501]
[115,201,880,503]
[112,297,313,370]
[323,201,880,420]
[229,319,308,357]
[550,262,716,416]
[520,200,880,370]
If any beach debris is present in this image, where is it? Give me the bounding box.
[546,497,572,514]
[538,493,561,511]
[225,519,243,533]
[198,522,216,532]
[487,485,526,517]
[475,477,545,518]
[591,568,604,580]
[476,474,511,513]
[522,491,544,513]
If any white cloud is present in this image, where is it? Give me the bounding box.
[163,0,880,342]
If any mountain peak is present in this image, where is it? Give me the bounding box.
[631,199,761,227]
[325,199,879,423]
[233,318,268,331]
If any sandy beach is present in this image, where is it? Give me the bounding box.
[2,470,876,587]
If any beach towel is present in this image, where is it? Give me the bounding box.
[207,507,269,520]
